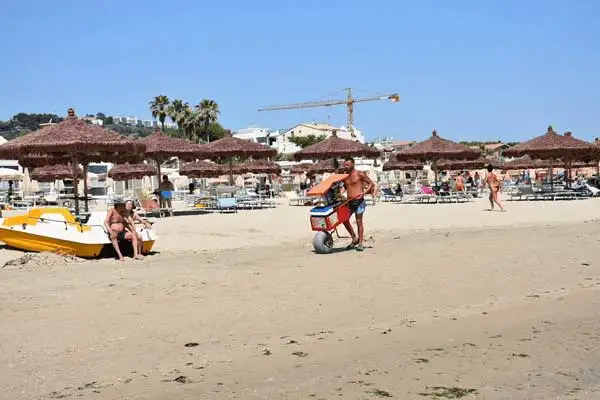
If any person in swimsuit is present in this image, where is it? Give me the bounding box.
[104,200,143,261]
[483,164,505,211]
[455,172,465,192]
[342,157,374,251]
[125,200,152,257]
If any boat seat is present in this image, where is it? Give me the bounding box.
[86,212,107,227]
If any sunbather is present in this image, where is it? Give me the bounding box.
[125,200,152,257]
[104,200,144,261]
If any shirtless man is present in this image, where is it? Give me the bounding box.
[104,200,144,261]
[483,164,505,211]
[342,157,375,251]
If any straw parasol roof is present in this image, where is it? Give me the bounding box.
[202,131,277,159]
[19,108,145,159]
[293,133,380,161]
[108,163,158,181]
[18,152,143,169]
[179,161,226,178]
[502,127,598,161]
[396,130,481,161]
[30,164,83,182]
[234,160,282,175]
[503,155,597,170]
[4,108,146,214]
[308,159,339,174]
[436,157,501,171]
[382,159,423,171]
[0,132,37,160]
[290,162,312,174]
[140,129,204,161]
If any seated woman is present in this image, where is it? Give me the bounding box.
[104,200,144,261]
[125,200,152,256]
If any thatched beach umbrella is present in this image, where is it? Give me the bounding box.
[201,131,277,183]
[396,130,480,181]
[234,160,282,175]
[19,152,142,169]
[203,131,277,160]
[396,130,480,162]
[293,132,380,161]
[436,157,501,171]
[382,159,423,172]
[108,163,158,181]
[290,162,312,174]
[30,164,83,182]
[502,127,598,188]
[140,129,204,186]
[179,161,226,179]
[12,108,145,214]
[503,127,597,160]
[308,159,339,174]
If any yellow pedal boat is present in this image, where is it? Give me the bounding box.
[0,207,156,258]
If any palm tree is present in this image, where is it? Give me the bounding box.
[182,109,204,143]
[195,99,220,143]
[149,95,170,131]
[168,99,190,133]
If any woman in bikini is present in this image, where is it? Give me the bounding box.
[483,164,505,211]
[125,200,152,257]
[104,200,143,261]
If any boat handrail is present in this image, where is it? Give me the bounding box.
[20,216,152,235]
[19,215,107,234]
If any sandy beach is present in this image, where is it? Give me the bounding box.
[2,198,600,399]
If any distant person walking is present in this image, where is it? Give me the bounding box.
[159,175,174,209]
[483,164,505,211]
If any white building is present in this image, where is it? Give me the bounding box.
[234,122,367,155]
[281,123,366,144]
[234,126,302,155]
[112,116,176,129]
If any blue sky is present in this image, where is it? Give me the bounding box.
[1,0,599,142]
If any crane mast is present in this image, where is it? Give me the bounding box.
[258,88,399,138]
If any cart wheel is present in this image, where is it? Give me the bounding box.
[313,231,334,254]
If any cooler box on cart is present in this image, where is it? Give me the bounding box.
[310,203,351,231]
[307,174,350,232]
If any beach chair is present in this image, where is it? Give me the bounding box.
[380,188,402,202]
[217,197,238,213]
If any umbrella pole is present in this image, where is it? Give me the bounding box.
[155,157,162,205]
[72,157,80,215]
[83,163,89,212]
[550,164,554,192]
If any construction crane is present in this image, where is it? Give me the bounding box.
[258,88,399,138]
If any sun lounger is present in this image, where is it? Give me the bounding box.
[217,197,238,213]
[288,196,314,206]
[380,188,402,202]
